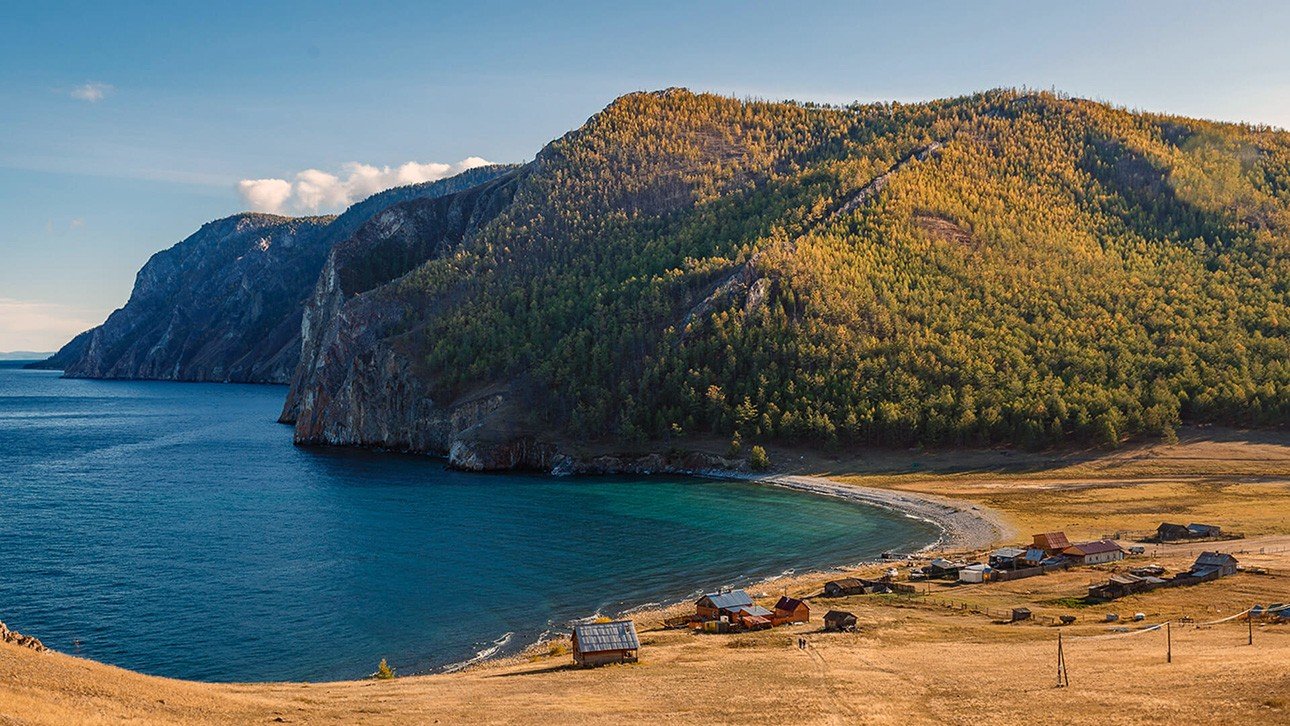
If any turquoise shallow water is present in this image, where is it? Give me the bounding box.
[0,362,936,682]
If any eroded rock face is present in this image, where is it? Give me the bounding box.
[284,169,529,457]
[33,166,516,384]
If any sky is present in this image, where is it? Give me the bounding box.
[3,0,1290,351]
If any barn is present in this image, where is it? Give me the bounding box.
[823,578,866,597]
[572,620,640,667]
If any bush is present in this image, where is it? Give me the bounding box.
[727,432,743,456]
[749,445,770,470]
[374,657,395,680]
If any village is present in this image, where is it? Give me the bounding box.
[567,520,1288,668]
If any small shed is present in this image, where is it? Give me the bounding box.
[1010,607,1032,622]
[1156,522,1190,542]
[772,596,810,625]
[959,564,991,583]
[1023,547,1048,566]
[572,620,640,667]
[823,578,866,597]
[823,610,858,632]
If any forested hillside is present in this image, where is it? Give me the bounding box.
[290,88,1288,461]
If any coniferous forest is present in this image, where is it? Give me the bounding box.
[329,88,1288,451]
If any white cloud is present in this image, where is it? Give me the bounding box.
[0,298,101,352]
[236,157,493,215]
[68,82,113,102]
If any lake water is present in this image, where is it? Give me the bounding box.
[0,362,936,682]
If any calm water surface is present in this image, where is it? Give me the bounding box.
[0,362,936,681]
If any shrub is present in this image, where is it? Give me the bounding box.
[374,657,395,680]
[749,445,770,470]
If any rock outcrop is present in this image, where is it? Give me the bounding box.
[32,165,515,383]
[0,621,46,652]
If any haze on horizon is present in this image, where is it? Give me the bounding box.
[3,0,1290,351]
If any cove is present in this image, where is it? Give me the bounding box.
[0,362,937,682]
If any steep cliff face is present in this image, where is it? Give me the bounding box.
[282,169,527,447]
[61,213,335,382]
[35,165,515,383]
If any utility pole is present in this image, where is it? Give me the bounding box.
[1248,612,1253,646]
[1166,622,1172,663]
[1056,632,1069,687]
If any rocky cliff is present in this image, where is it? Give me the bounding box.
[33,165,515,383]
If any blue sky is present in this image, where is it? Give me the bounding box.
[3,1,1290,350]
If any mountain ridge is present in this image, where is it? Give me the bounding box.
[31,165,517,383]
[282,88,1287,468]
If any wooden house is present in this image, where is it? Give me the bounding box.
[823,578,866,597]
[1032,532,1071,554]
[572,620,639,667]
[922,558,965,579]
[823,610,857,632]
[1155,522,1191,542]
[771,596,810,625]
[1088,573,1166,601]
[1062,540,1125,565]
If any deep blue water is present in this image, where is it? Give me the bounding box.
[0,362,936,682]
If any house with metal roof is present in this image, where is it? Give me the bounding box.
[695,589,755,620]
[572,620,640,667]
[1187,551,1238,581]
[1062,540,1125,565]
[1186,523,1223,538]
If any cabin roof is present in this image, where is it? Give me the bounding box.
[734,604,774,618]
[992,547,1027,559]
[1194,551,1238,567]
[1065,540,1123,556]
[700,590,753,609]
[774,596,807,612]
[1033,532,1071,550]
[826,577,864,589]
[824,610,856,621]
[573,620,639,653]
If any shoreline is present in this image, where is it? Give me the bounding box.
[727,471,1014,552]
[475,469,1011,673]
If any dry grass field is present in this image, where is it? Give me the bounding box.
[2,429,1288,725]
